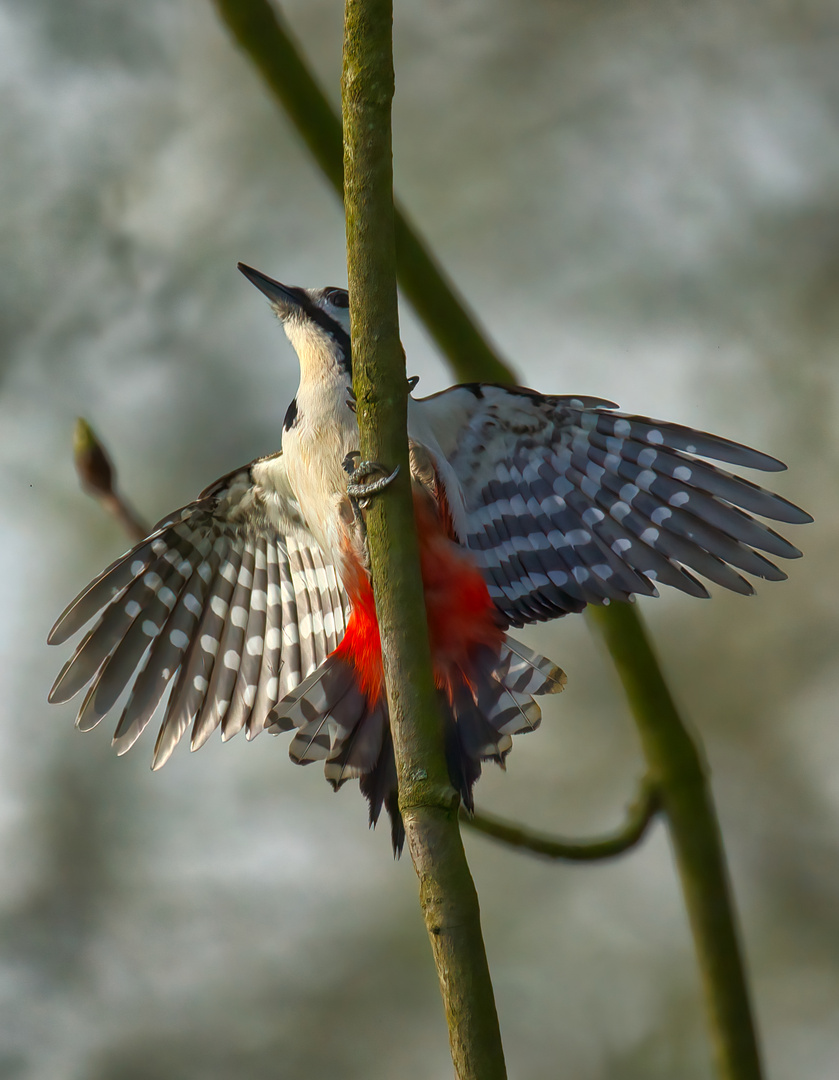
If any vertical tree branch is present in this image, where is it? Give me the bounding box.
[341,2,506,1076]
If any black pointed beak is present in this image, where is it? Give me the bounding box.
[237,263,303,318]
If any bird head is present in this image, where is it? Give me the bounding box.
[238,262,352,377]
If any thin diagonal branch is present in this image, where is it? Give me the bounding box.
[464,779,660,861]
[587,603,763,1079]
[210,0,511,383]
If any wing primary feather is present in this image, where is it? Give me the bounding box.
[112,537,225,754]
[151,538,241,768]
[287,539,318,680]
[567,434,767,587]
[183,539,245,753]
[249,539,287,736]
[191,539,256,751]
[586,443,802,561]
[73,538,204,730]
[48,527,172,646]
[590,453,780,580]
[578,462,750,591]
[563,462,710,596]
[300,544,329,667]
[590,411,788,472]
[49,524,201,704]
[585,429,810,525]
[223,538,269,742]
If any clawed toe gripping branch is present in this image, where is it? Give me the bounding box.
[343,451,401,508]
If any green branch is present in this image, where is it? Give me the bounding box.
[211,0,510,383]
[211,5,764,1078]
[587,604,762,1079]
[341,2,506,1077]
[464,779,660,861]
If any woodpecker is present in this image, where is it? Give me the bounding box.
[49,264,811,851]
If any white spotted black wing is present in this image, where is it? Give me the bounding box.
[417,384,811,627]
[48,453,350,768]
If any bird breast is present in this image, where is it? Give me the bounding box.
[281,390,359,563]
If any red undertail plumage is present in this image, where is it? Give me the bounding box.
[336,494,506,707]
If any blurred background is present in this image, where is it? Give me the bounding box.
[1,0,837,1076]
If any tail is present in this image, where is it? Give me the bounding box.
[446,637,566,812]
[268,636,565,854]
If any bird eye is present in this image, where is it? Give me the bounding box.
[325,288,349,309]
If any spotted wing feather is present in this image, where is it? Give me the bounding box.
[48,453,351,767]
[417,385,811,626]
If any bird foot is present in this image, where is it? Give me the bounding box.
[343,453,400,510]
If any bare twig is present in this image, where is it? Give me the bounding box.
[464,780,660,862]
[73,419,148,542]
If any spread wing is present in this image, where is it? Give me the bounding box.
[48,452,350,768]
[417,384,811,627]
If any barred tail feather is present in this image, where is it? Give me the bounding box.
[495,637,568,697]
[268,655,400,851]
[323,700,387,788]
[269,635,565,854]
[358,726,402,855]
[447,635,566,811]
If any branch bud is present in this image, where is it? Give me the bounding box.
[73,418,115,497]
